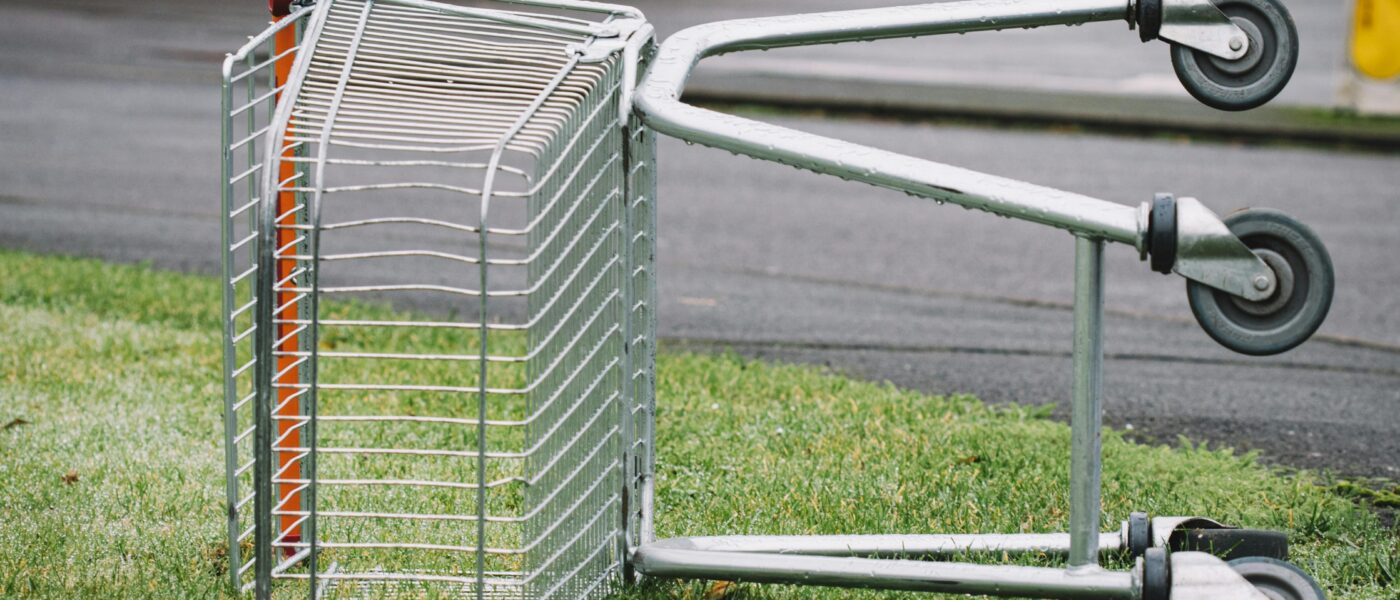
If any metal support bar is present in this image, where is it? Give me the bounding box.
[252,188,276,600]
[642,531,1124,557]
[636,0,1145,246]
[619,23,656,129]
[1069,236,1106,569]
[219,51,242,596]
[632,547,1138,599]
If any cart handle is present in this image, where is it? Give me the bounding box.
[635,0,1151,246]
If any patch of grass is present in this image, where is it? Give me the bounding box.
[1279,106,1400,129]
[1333,480,1400,509]
[1,249,1396,598]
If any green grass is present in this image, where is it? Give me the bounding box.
[1,249,1397,599]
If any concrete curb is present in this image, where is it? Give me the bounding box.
[685,69,1400,150]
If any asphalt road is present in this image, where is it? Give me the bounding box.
[1,0,1397,479]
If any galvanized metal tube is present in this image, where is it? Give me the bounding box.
[619,24,655,130]
[619,108,637,580]
[637,120,659,549]
[252,147,277,600]
[218,54,242,595]
[1069,236,1106,568]
[644,532,1124,558]
[635,0,1142,245]
[633,547,1137,599]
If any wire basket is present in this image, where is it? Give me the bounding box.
[220,1,656,597]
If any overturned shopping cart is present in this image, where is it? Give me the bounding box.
[221,0,1333,598]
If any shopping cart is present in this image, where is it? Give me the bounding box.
[220,0,1333,598]
[222,2,657,597]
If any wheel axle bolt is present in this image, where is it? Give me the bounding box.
[1230,37,1244,51]
[1253,275,1270,290]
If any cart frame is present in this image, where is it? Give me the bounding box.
[629,0,1301,597]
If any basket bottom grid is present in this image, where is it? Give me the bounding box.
[309,566,524,600]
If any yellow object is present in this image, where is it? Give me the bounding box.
[1351,0,1400,79]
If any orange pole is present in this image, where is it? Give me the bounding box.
[272,6,302,556]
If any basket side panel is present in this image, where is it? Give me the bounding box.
[523,57,629,600]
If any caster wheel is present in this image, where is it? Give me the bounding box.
[1170,527,1288,560]
[1127,512,1152,558]
[1186,208,1333,356]
[1228,557,1326,600]
[1142,547,1171,600]
[1170,0,1298,111]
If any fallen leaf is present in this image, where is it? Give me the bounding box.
[62,470,79,485]
[957,455,980,464]
[678,296,718,308]
[3,418,30,430]
[703,580,738,600]
[204,542,231,575]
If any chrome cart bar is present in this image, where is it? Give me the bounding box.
[633,236,1125,598]
[632,547,1138,599]
[639,532,1125,558]
[1070,236,1106,569]
[635,0,1148,246]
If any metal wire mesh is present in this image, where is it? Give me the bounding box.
[221,1,654,597]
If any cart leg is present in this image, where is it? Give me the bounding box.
[1069,235,1106,569]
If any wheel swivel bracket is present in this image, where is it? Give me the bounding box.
[1136,0,1250,60]
[1140,196,1277,301]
